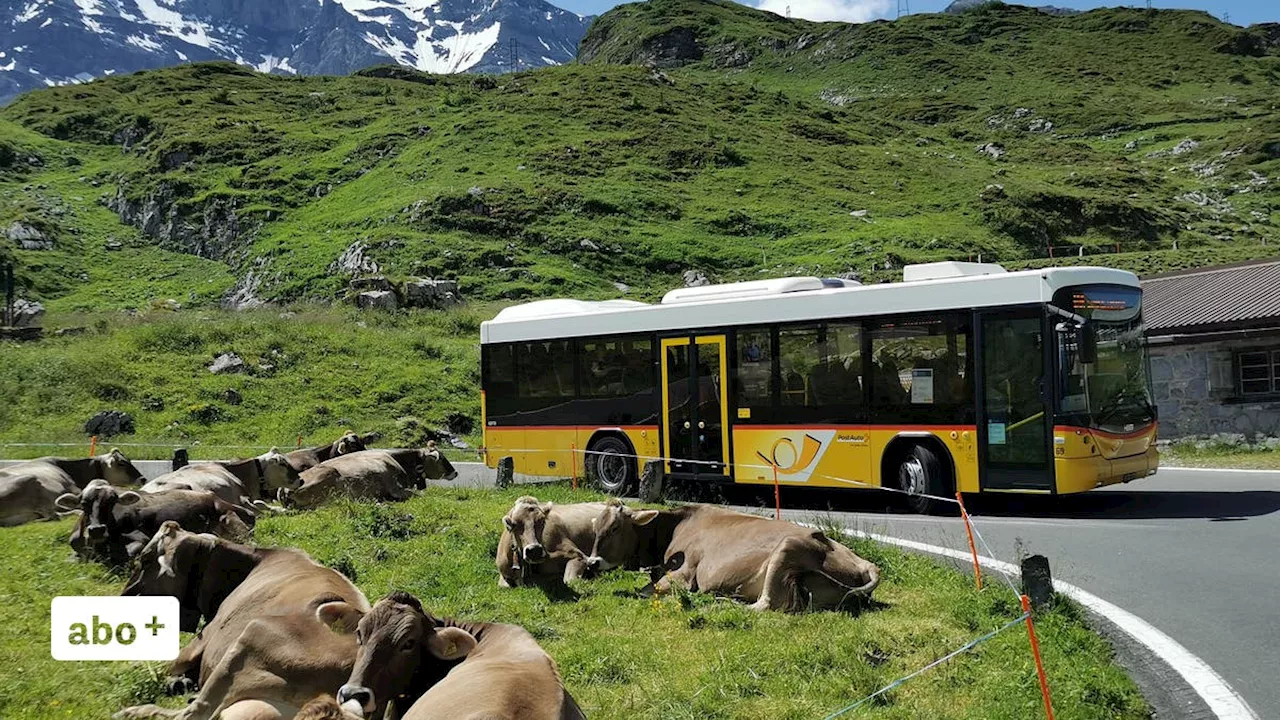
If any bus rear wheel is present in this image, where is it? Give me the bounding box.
[589,436,636,496]
[898,444,948,515]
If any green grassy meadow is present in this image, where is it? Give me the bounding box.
[0,308,487,459]
[0,484,1148,719]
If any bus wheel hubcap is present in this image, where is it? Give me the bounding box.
[900,458,926,495]
[598,452,626,488]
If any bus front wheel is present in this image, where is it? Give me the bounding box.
[589,435,636,496]
[898,444,947,515]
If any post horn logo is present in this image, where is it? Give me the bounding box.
[756,434,824,474]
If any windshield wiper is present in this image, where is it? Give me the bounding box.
[1093,388,1156,426]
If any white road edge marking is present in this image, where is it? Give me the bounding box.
[1162,466,1278,475]
[827,525,1260,720]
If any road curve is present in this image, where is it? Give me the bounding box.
[722,468,1280,718]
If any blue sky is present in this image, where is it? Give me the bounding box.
[553,0,1276,27]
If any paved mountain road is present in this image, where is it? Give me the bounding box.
[724,468,1280,717]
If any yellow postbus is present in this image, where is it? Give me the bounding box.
[479,262,1158,512]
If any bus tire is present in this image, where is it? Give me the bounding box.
[588,435,636,496]
[898,444,948,515]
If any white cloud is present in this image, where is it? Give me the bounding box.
[752,0,892,23]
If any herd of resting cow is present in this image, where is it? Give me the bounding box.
[0,433,881,720]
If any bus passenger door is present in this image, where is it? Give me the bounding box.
[977,310,1054,492]
[661,335,729,477]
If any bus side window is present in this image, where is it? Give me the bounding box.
[779,327,818,406]
[812,323,863,407]
[736,329,772,409]
[484,344,517,415]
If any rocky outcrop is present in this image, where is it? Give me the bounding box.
[84,410,135,438]
[404,278,461,309]
[209,353,246,374]
[9,299,45,328]
[357,290,398,310]
[6,222,53,251]
[106,181,259,261]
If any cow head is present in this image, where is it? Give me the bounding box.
[587,499,659,572]
[122,521,214,632]
[330,592,476,718]
[56,479,140,547]
[502,496,556,565]
[258,448,301,495]
[333,431,367,457]
[96,448,144,486]
[419,441,459,482]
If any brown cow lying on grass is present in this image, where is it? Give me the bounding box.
[115,522,369,720]
[585,500,880,612]
[278,445,457,510]
[496,497,607,587]
[142,450,298,509]
[62,479,254,564]
[0,448,143,526]
[284,432,374,474]
[334,592,585,720]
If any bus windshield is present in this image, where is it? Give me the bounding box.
[1057,285,1156,433]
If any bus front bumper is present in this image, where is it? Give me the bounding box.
[1055,445,1159,495]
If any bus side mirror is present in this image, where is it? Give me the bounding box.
[1078,323,1097,365]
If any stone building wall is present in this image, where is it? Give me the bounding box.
[1149,337,1280,439]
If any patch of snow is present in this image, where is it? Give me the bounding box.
[335,0,441,26]
[104,68,116,75]
[364,20,500,74]
[0,60,14,72]
[538,37,549,51]
[127,34,164,52]
[131,0,226,51]
[82,16,105,33]
[74,0,104,15]
[16,2,44,23]
[541,56,555,65]
[40,18,53,28]
[175,50,187,61]
[255,55,298,74]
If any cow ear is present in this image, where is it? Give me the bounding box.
[502,516,515,531]
[316,601,364,635]
[631,509,660,526]
[541,502,554,514]
[118,491,142,506]
[55,493,80,510]
[426,626,476,661]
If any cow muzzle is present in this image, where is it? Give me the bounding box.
[522,543,546,564]
[337,684,375,717]
[87,524,108,541]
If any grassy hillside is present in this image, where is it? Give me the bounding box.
[0,484,1148,719]
[1,2,1276,311]
[0,308,485,458]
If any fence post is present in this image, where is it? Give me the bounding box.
[1021,594,1056,720]
[639,460,664,503]
[570,443,578,491]
[87,435,98,457]
[1021,555,1054,610]
[956,491,983,591]
[172,448,189,472]
[296,434,303,449]
[772,464,781,520]
[496,456,514,489]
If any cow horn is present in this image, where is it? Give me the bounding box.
[54,492,80,510]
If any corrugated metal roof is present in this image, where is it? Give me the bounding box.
[1142,257,1280,334]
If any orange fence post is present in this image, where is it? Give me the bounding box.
[88,435,98,457]
[956,491,983,591]
[570,443,578,491]
[296,434,303,449]
[1021,594,1056,720]
[772,464,781,520]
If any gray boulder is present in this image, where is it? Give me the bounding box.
[7,222,53,250]
[84,410,135,438]
[351,276,395,293]
[11,299,45,328]
[975,143,1005,161]
[682,270,710,287]
[357,290,398,311]
[403,278,460,309]
[209,353,246,374]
